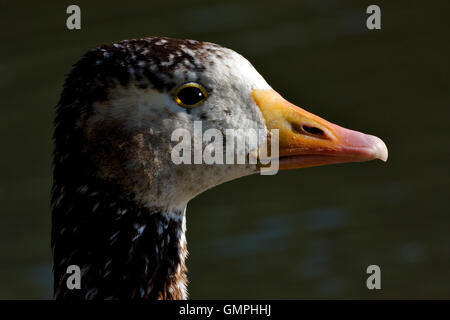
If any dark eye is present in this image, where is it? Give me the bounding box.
[175,83,208,108]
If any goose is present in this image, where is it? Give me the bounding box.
[51,36,388,300]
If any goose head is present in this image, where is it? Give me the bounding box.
[52,37,387,299]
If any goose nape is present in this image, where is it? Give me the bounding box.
[51,36,388,300]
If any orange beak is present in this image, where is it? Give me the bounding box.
[252,89,388,170]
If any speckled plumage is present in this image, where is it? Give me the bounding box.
[52,36,272,300]
[52,179,187,299]
[59,37,230,107]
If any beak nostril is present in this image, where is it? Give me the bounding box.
[291,123,327,138]
[302,125,325,137]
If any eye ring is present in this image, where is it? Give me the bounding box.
[174,82,209,108]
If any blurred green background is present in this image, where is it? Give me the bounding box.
[1,0,449,299]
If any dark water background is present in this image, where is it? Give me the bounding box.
[1,0,449,299]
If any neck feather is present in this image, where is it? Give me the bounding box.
[51,178,188,300]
